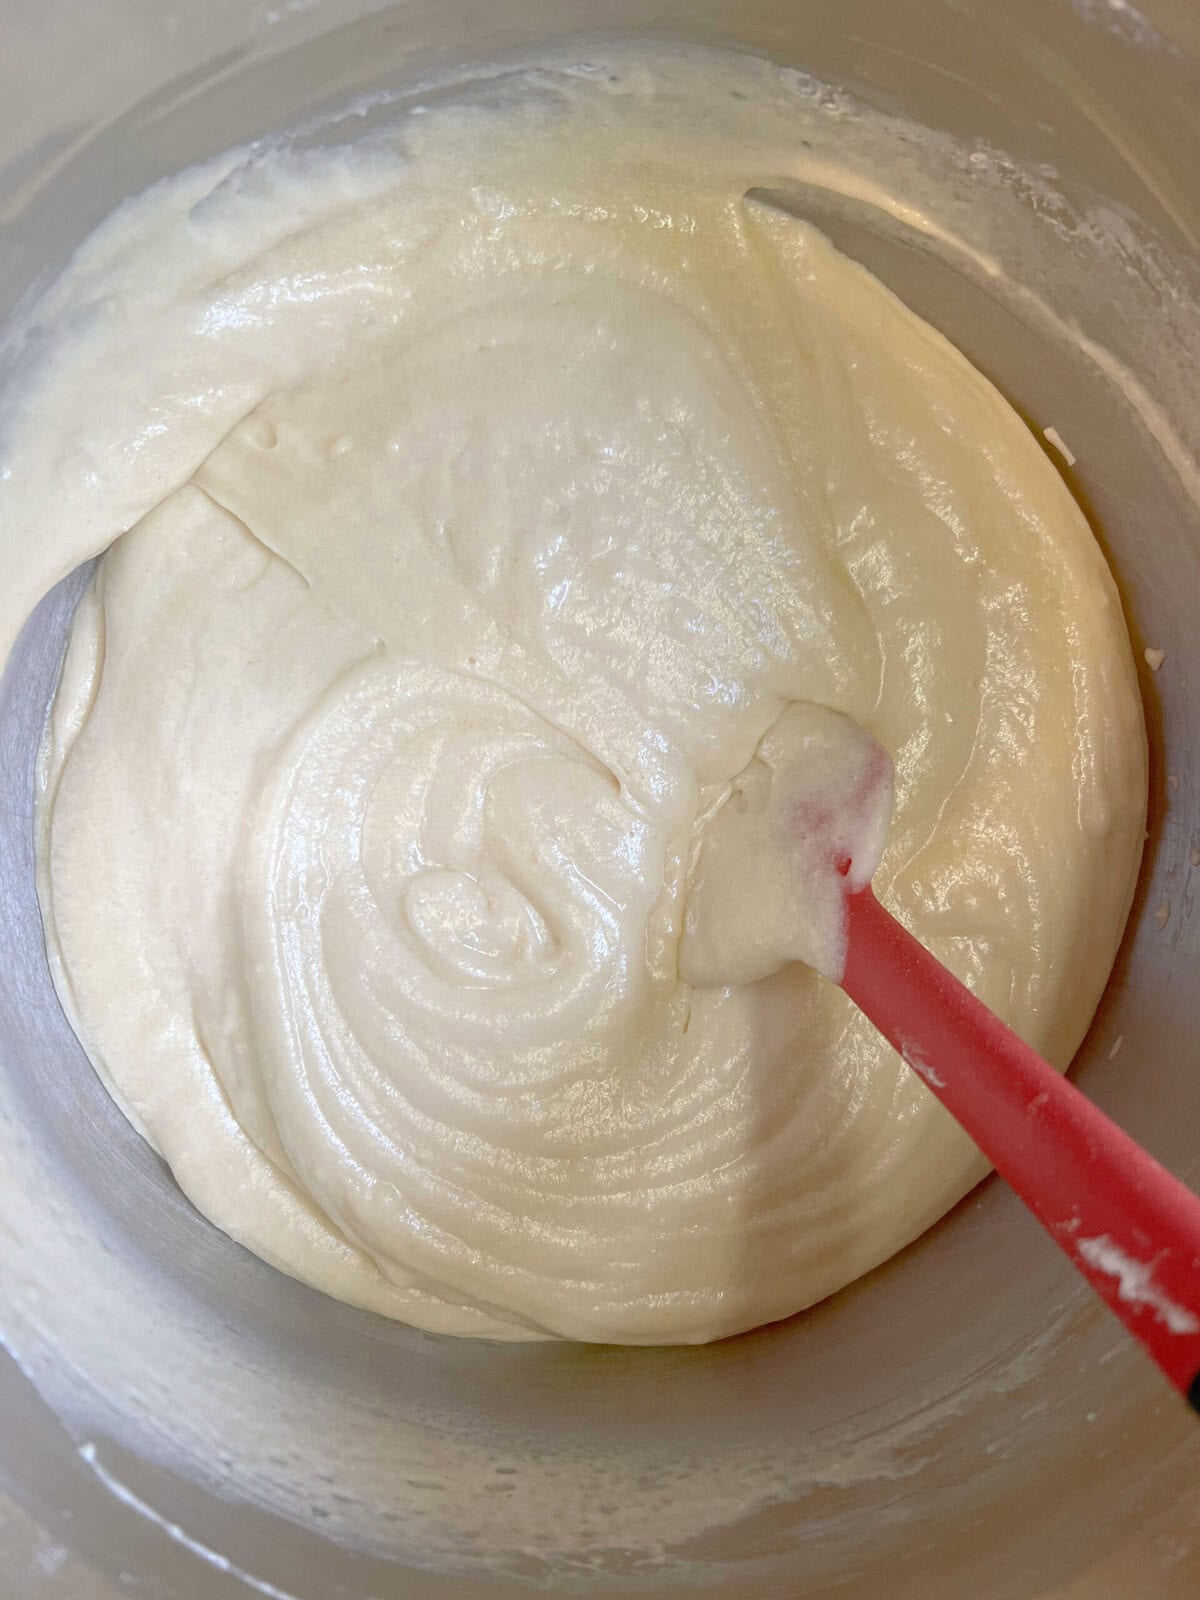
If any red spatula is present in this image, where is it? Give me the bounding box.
[841,878,1200,1413]
[682,703,1200,1406]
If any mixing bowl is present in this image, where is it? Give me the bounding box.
[2,2,1199,1596]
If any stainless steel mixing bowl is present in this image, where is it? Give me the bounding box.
[2,2,1199,1596]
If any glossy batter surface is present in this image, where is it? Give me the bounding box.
[17,57,1144,1342]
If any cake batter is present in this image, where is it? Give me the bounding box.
[3,55,1145,1342]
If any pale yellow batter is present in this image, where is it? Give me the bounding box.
[9,53,1145,1343]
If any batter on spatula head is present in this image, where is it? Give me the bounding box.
[679,703,893,990]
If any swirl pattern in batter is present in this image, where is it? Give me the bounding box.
[18,51,1144,1342]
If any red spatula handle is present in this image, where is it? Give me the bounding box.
[842,884,1200,1409]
